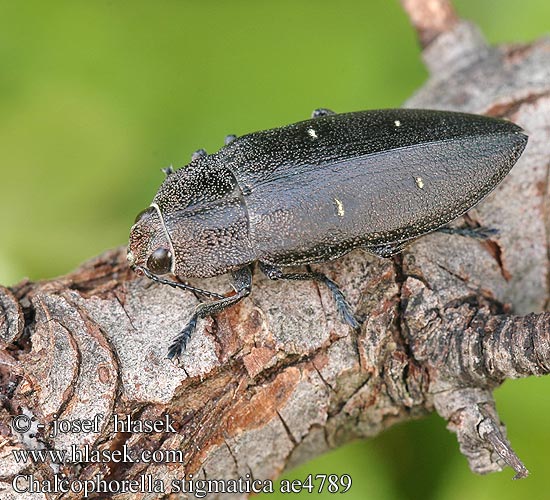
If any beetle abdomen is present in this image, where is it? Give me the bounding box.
[217,109,527,265]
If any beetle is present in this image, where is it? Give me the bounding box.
[127,108,527,359]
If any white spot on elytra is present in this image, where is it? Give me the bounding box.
[334,198,345,217]
[394,120,401,127]
[415,176,424,189]
[308,128,318,139]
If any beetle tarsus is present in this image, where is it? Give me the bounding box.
[322,277,361,330]
[167,266,253,359]
[311,108,335,118]
[438,225,499,240]
[366,241,408,258]
[191,148,207,161]
[224,134,237,145]
[167,314,198,359]
[259,263,360,329]
[161,165,175,177]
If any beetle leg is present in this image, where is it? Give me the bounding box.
[259,263,360,330]
[437,225,499,240]
[224,134,237,145]
[364,241,409,258]
[311,108,335,118]
[161,165,175,177]
[191,148,207,161]
[167,266,252,360]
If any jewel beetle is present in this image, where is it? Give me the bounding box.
[127,108,527,359]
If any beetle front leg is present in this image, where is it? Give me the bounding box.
[259,263,360,330]
[167,266,252,360]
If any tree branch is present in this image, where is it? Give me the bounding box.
[2,4,550,498]
[401,0,459,48]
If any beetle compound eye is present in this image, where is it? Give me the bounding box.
[147,248,173,275]
[134,207,156,225]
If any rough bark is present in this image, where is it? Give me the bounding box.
[2,1,550,498]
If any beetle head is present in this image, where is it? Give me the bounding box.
[127,205,174,275]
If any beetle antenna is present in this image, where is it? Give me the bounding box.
[133,265,225,299]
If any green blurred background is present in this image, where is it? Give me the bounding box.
[1,1,549,498]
